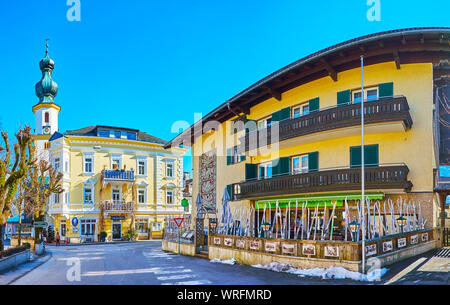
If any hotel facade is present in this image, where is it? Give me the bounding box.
[32,46,186,242]
[168,28,450,249]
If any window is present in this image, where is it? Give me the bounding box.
[127,132,137,140]
[257,117,272,130]
[114,131,121,139]
[292,103,310,118]
[44,112,49,124]
[112,188,121,203]
[98,129,110,137]
[258,162,272,180]
[352,87,378,103]
[227,146,245,165]
[152,222,162,231]
[166,190,174,204]
[54,193,60,204]
[83,154,94,174]
[166,162,174,177]
[80,219,96,236]
[84,187,93,204]
[64,161,69,173]
[232,184,241,201]
[44,142,51,150]
[135,219,148,233]
[138,159,146,176]
[111,155,122,170]
[65,192,70,205]
[54,158,60,171]
[292,155,309,174]
[138,188,146,204]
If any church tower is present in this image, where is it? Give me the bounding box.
[32,40,60,136]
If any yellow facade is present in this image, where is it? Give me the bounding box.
[46,131,186,242]
[190,61,440,227]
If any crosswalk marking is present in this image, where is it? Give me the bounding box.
[435,248,450,258]
[157,274,197,281]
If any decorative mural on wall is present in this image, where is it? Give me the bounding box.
[199,150,217,211]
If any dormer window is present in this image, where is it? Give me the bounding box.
[127,132,137,140]
[98,129,110,138]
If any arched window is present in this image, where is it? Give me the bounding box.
[44,112,50,124]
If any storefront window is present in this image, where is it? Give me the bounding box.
[81,219,96,236]
[136,219,148,233]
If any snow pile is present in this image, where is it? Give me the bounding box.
[210,258,236,265]
[251,262,387,282]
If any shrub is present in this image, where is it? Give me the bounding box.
[23,243,31,249]
[100,231,107,239]
[0,245,29,258]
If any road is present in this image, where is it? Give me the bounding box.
[8,241,449,285]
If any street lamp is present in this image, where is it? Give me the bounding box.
[349,220,360,242]
[261,222,270,238]
[396,216,407,234]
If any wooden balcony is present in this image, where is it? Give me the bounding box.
[102,170,135,182]
[240,96,413,152]
[237,164,412,200]
[100,201,135,212]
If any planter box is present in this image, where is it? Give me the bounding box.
[0,249,31,273]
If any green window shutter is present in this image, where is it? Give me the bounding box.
[279,157,290,176]
[226,148,232,165]
[337,90,351,106]
[226,184,233,200]
[378,82,393,98]
[308,151,319,172]
[350,145,379,168]
[365,144,379,167]
[271,159,280,177]
[272,107,291,122]
[245,164,258,181]
[240,154,246,163]
[309,97,320,113]
[350,146,362,168]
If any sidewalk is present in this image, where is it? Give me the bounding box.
[0,251,52,285]
[45,239,160,247]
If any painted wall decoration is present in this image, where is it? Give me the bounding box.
[250,240,261,250]
[213,237,221,245]
[224,237,233,247]
[302,244,316,256]
[383,240,393,252]
[236,239,246,249]
[421,233,428,242]
[398,237,407,248]
[281,243,295,255]
[199,151,217,211]
[365,244,377,256]
[324,246,339,257]
[265,242,277,252]
[411,235,419,244]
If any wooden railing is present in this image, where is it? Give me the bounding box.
[100,201,134,212]
[241,96,412,151]
[237,164,412,199]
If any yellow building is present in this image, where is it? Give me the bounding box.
[167,28,450,245]
[32,45,187,242]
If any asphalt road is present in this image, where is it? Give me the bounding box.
[9,241,449,285]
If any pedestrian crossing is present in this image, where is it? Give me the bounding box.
[435,248,450,258]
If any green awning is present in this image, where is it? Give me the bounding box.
[254,192,384,210]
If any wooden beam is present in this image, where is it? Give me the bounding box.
[268,88,282,101]
[393,50,401,69]
[320,58,338,82]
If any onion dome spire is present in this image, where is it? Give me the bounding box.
[35,39,58,103]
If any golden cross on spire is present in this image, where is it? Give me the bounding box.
[45,38,50,55]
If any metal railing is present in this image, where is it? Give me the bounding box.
[100,201,134,212]
[102,170,135,181]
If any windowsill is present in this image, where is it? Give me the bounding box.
[83,173,94,177]
[165,176,175,180]
[137,175,147,179]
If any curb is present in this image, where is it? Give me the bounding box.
[45,240,161,247]
[7,251,53,285]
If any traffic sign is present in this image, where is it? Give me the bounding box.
[34,221,48,228]
[174,218,184,228]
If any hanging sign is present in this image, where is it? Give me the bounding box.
[111,216,125,221]
[71,217,79,227]
[174,218,184,228]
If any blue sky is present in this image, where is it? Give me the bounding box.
[0,0,448,174]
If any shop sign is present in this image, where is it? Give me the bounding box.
[282,243,295,255]
[265,242,277,252]
[411,235,418,244]
[397,237,407,248]
[383,240,393,252]
[224,238,233,247]
[421,233,428,242]
[249,240,261,250]
[365,244,377,256]
[213,237,221,245]
[302,244,316,256]
[324,246,339,257]
[236,239,246,249]
[111,216,125,221]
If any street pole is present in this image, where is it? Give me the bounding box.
[361,55,366,274]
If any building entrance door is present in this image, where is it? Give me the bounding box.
[112,222,122,240]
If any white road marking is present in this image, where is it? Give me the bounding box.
[384,257,427,285]
[153,269,192,275]
[157,274,197,281]
[162,280,212,285]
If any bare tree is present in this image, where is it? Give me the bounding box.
[24,160,63,244]
[11,179,27,246]
[0,126,35,251]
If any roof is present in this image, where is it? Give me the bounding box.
[7,214,33,224]
[59,125,168,145]
[166,27,450,148]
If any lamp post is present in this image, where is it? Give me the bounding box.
[349,220,360,242]
[261,222,270,238]
[396,216,407,234]
[360,55,366,274]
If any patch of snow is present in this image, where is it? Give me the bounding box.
[251,262,387,282]
[210,258,236,265]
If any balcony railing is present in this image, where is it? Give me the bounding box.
[237,164,412,200]
[100,201,135,212]
[241,96,413,151]
[102,170,135,181]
